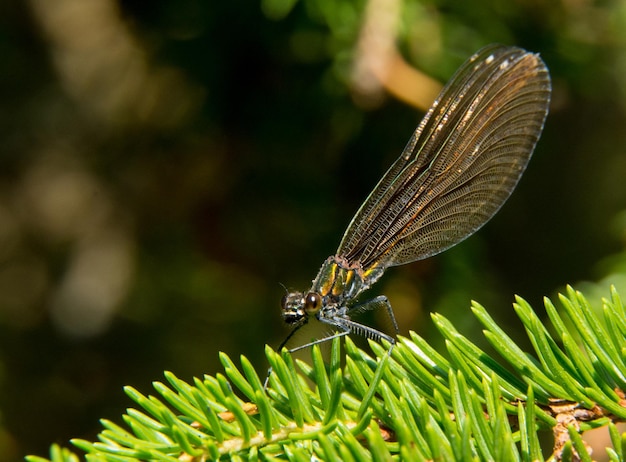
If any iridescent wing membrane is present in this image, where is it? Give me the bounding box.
[338,44,551,271]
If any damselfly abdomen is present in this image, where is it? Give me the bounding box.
[280,44,551,352]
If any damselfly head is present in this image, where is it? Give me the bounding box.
[281,291,322,325]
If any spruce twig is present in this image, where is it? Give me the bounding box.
[27,286,626,461]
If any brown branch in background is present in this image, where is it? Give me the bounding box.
[351,0,442,110]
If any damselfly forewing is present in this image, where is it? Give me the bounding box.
[279,44,551,353]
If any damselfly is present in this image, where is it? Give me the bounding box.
[279,44,551,352]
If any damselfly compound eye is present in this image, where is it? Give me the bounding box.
[304,292,322,314]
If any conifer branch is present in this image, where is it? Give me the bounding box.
[27,286,626,461]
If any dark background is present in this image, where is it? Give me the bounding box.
[1,0,626,460]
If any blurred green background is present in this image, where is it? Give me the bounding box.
[2,0,626,460]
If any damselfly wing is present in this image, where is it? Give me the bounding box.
[280,44,551,352]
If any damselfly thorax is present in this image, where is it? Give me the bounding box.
[281,256,383,324]
[280,255,395,351]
